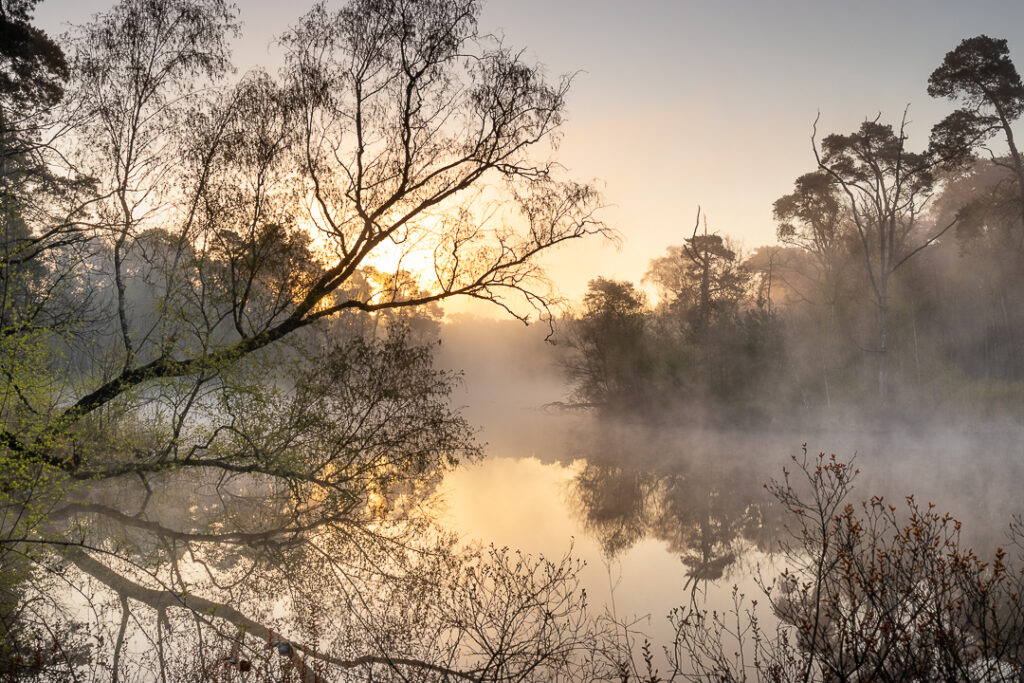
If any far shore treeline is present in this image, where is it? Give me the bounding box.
[559,36,1024,427]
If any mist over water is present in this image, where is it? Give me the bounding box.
[436,315,1024,648]
[11,0,1024,674]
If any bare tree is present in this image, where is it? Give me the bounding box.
[0,0,609,678]
[669,450,1024,682]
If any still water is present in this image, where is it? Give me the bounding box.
[435,319,1024,654]
[38,318,1024,677]
[441,452,772,651]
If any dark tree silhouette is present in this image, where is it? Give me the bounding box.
[562,277,651,410]
[0,0,609,678]
[929,35,1024,228]
[645,208,748,335]
[813,114,959,400]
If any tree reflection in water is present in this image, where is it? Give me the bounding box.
[4,336,602,680]
[568,425,783,597]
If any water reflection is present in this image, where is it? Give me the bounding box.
[442,417,1024,681]
[16,394,1024,680]
[567,426,781,587]
[20,459,603,681]
[5,332,604,680]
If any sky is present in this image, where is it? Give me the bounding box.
[34,0,1024,308]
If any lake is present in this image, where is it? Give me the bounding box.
[436,318,1024,663]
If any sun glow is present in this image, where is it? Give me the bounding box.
[362,237,436,286]
[302,209,450,296]
[297,187,529,315]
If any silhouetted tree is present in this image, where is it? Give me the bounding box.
[0,0,609,678]
[773,172,852,312]
[562,277,651,410]
[814,114,958,400]
[929,35,1024,227]
[0,0,67,190]
[645,208,748,336]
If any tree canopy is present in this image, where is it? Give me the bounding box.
[0,0,610,678]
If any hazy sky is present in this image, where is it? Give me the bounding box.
[34,0,1024,307]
